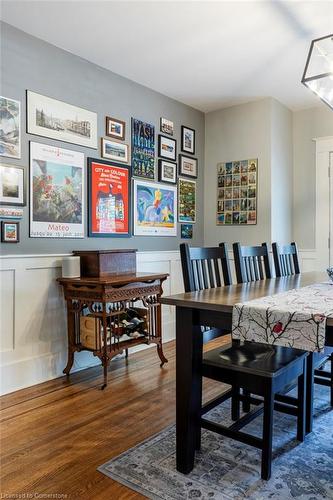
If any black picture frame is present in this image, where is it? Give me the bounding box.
[181,125,195,155]
[1,220,19,243]
[87,157,131,238]
[158,134,177,161]
[158,159,177,184]
[0,164,26,206]
[179,154,198,179]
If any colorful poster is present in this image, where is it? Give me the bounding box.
[133,179,177,236]
[131,118,155,179]
[30,141,84,238]
[88,158,130,237]
[178,178,196,223]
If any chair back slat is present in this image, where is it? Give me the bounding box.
[233,242,272,284]
[272,242,300,278]
[180,243,232,292]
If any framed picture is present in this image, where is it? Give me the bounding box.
[88,158,130,237]
[106,116,126,141]
[181,224,193,239]
[216,158,258,226]
[101,138,129,163]
[131,118,155,179]
[160,117,174,136]
[181,125,195,154]
[179,154,198,179]
[178,178,196,223]
[158,159,177,184]
[30,141,85,238]
[0,207,23,219]
[0,164,25,206]
[27,91,97,149]
[133,179,177,236]
[0,96,21,159]
[1,220,19,243]
[158,135,177,161]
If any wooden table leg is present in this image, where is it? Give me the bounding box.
[63,299,75,375]
[176,307,203,474]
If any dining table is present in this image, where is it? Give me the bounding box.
[160,271,333,474]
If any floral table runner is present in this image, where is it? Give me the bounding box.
[232,282,333,351]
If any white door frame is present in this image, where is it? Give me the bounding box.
[315,136,333,270]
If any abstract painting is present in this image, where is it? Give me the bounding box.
[131,118,155,179]
[0,96,21,159]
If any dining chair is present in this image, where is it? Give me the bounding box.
[272,241,333,415]
[233,242,272,283]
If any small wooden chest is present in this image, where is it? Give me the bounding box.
[73,249,137,277]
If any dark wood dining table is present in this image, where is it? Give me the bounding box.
[160,271,333,474]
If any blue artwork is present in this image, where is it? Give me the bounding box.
[131,118,155,179]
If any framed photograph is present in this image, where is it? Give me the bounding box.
[158,135,177,161]
[30,141,85,238]
[0,164,25,206]
[0,207,23,219]
[101,138,129,163]
[27,91,97,149]
[106,116,126,141]
[133,179,177,236]
[181,125,195,154]
[0,96,21,159]
[178,178,196,223]
[131,118,155,179]
[181,224,193,239]
[216,158,257,226]
[158,159,177,184]
[160,117,174,136]
[179,154,198,179]
[88,158,130,237]
[1,220,19,243]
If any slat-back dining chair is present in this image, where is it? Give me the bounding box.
[272,241,333,421]
[233,242,272,284]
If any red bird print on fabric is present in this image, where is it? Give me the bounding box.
[272,322,283,334]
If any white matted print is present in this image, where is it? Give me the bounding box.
[27,91,97,149]
[0,164,25,206]
[133,179,177,236]
[0,96,21,159]
[30,142,84,238]
[101,138,129,163]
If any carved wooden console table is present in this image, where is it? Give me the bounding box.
[57,272,169,389]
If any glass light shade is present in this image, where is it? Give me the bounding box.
[302,34,333,110]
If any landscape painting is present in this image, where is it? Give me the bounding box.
[133,179,177,236]
[0,96,21,159]
[27,91,97,148]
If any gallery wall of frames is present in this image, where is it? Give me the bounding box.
[0,92,198,245]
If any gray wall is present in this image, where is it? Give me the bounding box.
[204,99,272,247]
[0,23,205,255]
[293,106,333,248]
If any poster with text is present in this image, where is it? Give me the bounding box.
[30,141,84,238]
[88,158,130,237]
[131,118,155,179]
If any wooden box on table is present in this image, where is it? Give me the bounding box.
[73,249,137,277]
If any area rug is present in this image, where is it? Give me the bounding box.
[98,382,333,499]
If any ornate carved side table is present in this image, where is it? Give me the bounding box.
[57,272,169,389]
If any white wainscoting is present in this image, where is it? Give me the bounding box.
[0,248,317,395]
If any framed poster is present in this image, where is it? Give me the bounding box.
[30,141,84,238]
[131,118,155,179]
[158,135,177,161]
[216,159,257,225]
[27,91,97,148]
[88,158,130,237]
[160,117,174,136]
[181,125,195,154]
[0,164,25,206]
[178,178,196,223]
[0,96,21,159]
[181,224,193,239]
[101,138,129,163]
[106,116,126,140]
[133,179,177,236]
[158,159,177,184]
[1,221,19,243]
[179,154,197,179]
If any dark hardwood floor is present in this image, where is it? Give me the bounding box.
[0,338,228,499]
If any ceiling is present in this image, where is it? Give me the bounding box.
[2,0,333,112]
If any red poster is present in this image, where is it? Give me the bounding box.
[88,159,130,237]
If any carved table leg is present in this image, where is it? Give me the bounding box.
[101,305,109,390]
[63,299,75,375]
[156,298,168,367]
[157,343,168,367]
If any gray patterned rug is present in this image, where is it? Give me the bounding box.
[98,383,333,499]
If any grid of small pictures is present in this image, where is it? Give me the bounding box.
[216,159,257,225]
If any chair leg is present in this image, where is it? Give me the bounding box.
[243,389,251,413]
[306,353,314,434]
[231,385,240,421]
[261,389,274,480]
[297,359,306,442]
